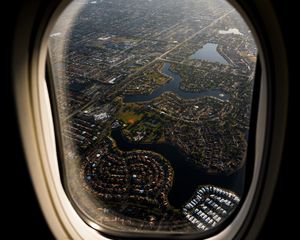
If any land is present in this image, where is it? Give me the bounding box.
[123,61,171,96]
[49,0,257,233]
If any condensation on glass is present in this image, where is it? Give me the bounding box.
[48,0,257,236]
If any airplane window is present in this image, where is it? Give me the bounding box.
[48,0,258,237]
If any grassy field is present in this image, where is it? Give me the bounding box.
[118,111,144,125]
[145,69,170,85]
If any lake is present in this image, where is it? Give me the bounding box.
[189,43,228,64]
[111,129,245,208]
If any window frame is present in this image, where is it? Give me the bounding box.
[13,0,288,239]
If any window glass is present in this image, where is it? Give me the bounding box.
[48,0,257,235]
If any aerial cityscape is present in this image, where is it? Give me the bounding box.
[49,0,257,234]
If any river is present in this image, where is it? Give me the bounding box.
[111,129,245,208]
[124,62,229,103]
[119,49,244,208]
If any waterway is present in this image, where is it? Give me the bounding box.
[119,46,244,208]
[111,129,245,208]
[124,62,229,103]
[189,43,228,64]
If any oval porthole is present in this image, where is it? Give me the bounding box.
[47,0,259,238]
